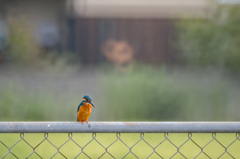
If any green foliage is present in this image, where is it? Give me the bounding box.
[6,15,40,65]
[99,67,185,121]
[0,65,239,121]
[0,84,54,121]
[100,65,237,121]
[39,52,80,73]
[0,67,81,121]
[175,5,240,73]
[2,14,80,68]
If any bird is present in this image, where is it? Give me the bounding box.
[77,95,95,124]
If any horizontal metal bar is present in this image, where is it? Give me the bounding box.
[0,122,240,133]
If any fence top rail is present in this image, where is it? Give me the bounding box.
[0,122,240,133]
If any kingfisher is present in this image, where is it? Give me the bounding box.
[77,95,95,124]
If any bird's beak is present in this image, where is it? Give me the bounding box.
[91,102,95,108]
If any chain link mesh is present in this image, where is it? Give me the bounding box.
[0,132,240,158]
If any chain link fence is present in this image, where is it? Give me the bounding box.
[1,122,240,158]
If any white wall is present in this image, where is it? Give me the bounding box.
[69,0,212,19]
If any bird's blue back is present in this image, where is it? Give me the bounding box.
[77,95,92,113]
[77,102,84,112]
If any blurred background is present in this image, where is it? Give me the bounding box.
[0,0,240,121]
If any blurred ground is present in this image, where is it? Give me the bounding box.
[1,64,240,121]
[0,66,100,121]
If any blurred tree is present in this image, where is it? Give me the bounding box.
[0,12,42,66]
[176,5,240,74]
[0,15,9,62]
[6,15,40,65]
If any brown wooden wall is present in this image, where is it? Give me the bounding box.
[75,18,176,65]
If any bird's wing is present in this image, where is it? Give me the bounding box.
[77,102,84,112]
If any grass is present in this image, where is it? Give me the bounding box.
[0,66,101,121]
[0,65,240,121]
[99,65,240,121]
[0,133,240,158]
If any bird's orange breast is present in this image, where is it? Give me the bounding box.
[77,102,92,122]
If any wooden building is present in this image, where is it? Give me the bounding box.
[67,0,212,65]
[1,0,215,65]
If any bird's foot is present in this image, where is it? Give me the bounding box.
[86,120,89,124]
[80,121,83,124]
